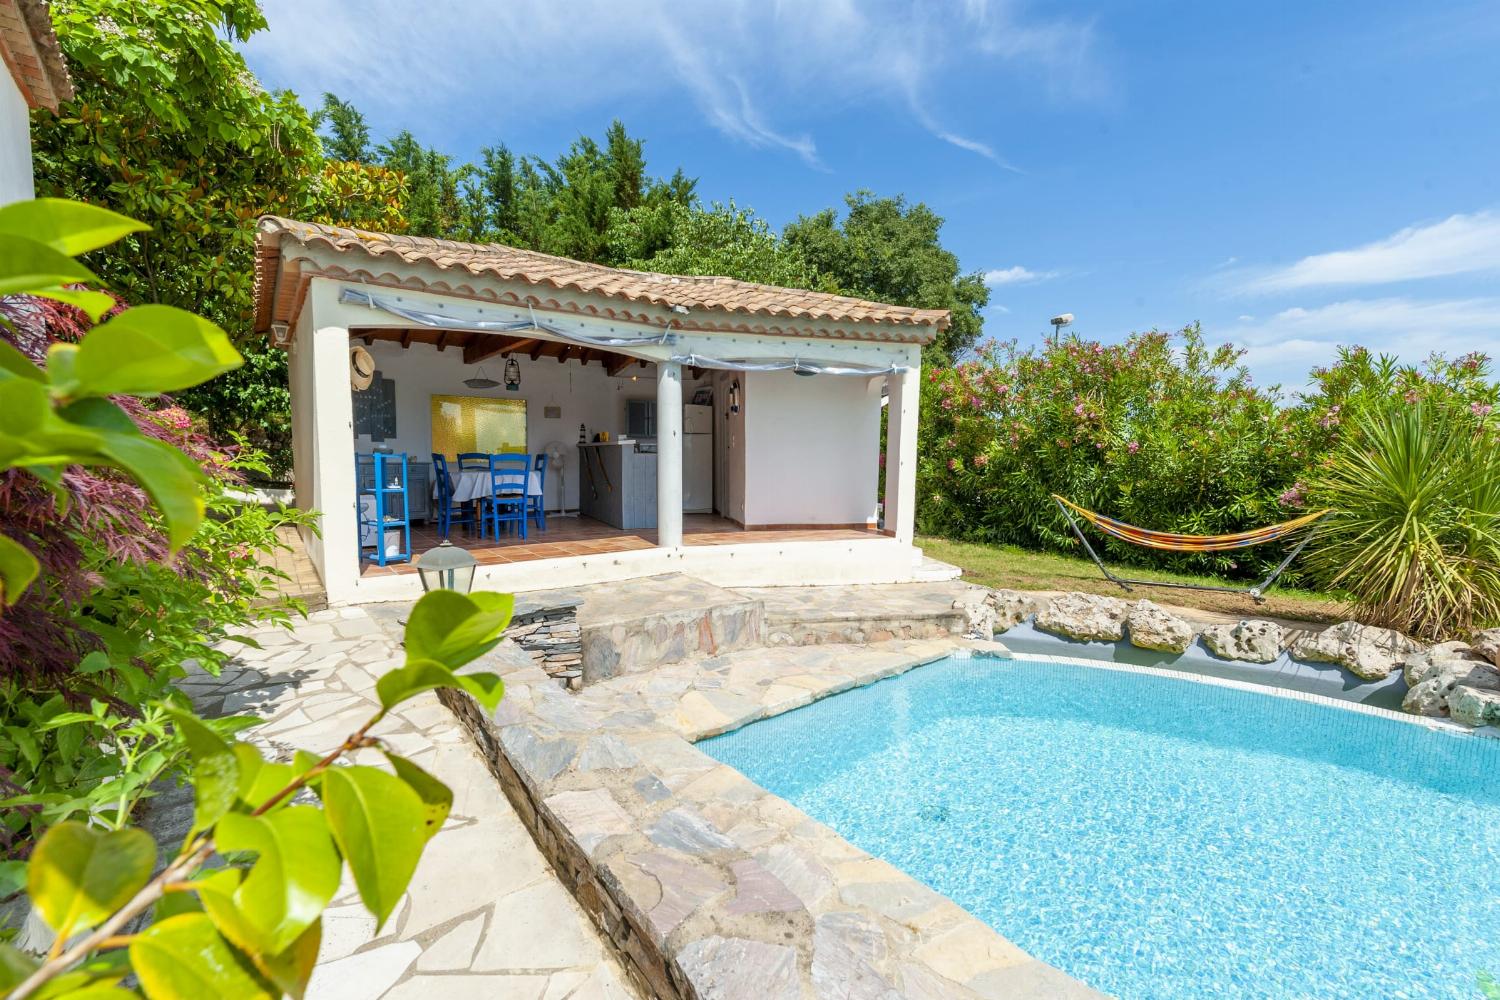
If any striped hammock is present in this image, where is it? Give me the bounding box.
[1051,496,1329,553]
[1049,496,1330,599]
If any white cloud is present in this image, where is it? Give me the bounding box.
[1220,296,1500,391]
[1240,210,1500,292]
[984,266,1058,285]
[242,0,1103,168]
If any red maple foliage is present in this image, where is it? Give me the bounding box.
[0,293,237,686]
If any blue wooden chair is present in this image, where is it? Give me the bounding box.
[430,453,475,539]
[528,452,548,533]
[484,453,530,540]
[457,452,490,471]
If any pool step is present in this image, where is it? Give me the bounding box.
[552,574,764,683]
[735,581,983,646]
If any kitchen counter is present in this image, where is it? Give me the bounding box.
[577,442,657,529]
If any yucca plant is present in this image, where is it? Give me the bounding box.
[1306,401,1500,640]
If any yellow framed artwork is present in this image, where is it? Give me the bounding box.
[430,395,527,456]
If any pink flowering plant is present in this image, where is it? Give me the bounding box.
[918,324,1313,578]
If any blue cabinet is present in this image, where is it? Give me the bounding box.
[356,452,411,566]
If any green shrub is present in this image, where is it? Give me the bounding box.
[918,326,1313,579]
[918,333,1500,594]
[1305,400,1500,640]
[0,198,509,1000]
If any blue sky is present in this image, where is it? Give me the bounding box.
[242,0,1500,394]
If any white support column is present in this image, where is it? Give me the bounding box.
[883,360,920,545]
[305,279,360,603]
[656,361,683,549]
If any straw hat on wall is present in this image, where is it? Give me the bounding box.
[350,346,376,391]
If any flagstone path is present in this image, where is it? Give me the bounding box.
[182,607,633,1000]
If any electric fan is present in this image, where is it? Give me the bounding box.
[544,441,574,516]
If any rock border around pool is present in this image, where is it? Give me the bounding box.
[996,589,1500,729]
[442,638,1107,1000]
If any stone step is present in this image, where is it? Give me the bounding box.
[912,554,964,582]
[733,581,982,646]
[525,574,764,684]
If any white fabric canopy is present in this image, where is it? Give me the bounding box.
[668,353,907,376]
[340,288,675,349]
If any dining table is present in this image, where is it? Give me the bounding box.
[433,466,542,503]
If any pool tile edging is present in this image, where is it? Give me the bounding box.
[1022,652,1500,742]
[442,637,1105,1000]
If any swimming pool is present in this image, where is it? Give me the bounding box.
[699,655,1500,1000]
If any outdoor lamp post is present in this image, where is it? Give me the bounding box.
[415,540,477,593]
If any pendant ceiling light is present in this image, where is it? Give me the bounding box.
[463,365,500,390]
[504,357,521,391]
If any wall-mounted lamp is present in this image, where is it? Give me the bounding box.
[728,378,741,415]
[269,321,291,347]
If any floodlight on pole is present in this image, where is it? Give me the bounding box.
[1049,313,1073,344]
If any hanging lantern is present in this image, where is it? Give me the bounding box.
[504,357,521,391]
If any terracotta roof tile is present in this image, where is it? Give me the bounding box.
[0,0,72,112]
[253,216,947,344]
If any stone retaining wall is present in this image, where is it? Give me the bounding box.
[506,605,584,689]
[764,614,966,647]
[439,688,678,997]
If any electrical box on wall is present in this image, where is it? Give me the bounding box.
[543,405,562,419]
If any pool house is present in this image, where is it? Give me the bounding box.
[252,216,947,605]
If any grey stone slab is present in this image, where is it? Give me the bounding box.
[646,807,735,854]
[812,911,901,1000]
[675,937,799,1000]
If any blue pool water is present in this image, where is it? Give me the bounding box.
[699,656,1500,1000]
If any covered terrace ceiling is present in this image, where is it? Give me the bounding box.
[353,327,655,377]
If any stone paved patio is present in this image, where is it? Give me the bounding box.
[423,616,1106,999]
[182,609,634,1000]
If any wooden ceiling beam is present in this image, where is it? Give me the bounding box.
[399,329,412,349]
[435,330,449,352]
[529,340,548,360]
[606,355,637,377]
[463,335,521,365]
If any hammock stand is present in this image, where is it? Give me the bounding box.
[1051,495,1330,602]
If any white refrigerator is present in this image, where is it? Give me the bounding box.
[682,403,713,513]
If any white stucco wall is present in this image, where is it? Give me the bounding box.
[741,370,883,526]
[0,70,34,205]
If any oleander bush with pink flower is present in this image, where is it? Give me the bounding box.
[918,326,1500,589]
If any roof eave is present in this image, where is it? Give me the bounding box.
[251,215,950,345]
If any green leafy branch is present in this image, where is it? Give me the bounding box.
[0,198,515,997]
[3,588,513,1000]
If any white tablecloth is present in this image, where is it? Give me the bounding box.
[435,468,541,503]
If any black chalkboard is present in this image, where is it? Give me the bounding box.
[353,371,397,441]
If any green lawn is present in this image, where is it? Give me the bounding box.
[919,535,1343,624]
